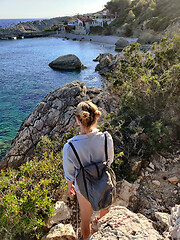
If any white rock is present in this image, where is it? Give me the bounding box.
[42,223,76,240]
[155,212,170,228]
[169,205,180,239]
[46,201,71,228]
[90,206,163,240]
[152,180,161,186]
[149,162,155,170]
[118,180,135,206]
[146,167,154,172]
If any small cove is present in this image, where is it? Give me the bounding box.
[0,36,116,158]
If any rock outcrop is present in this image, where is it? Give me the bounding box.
[169,205,180,240]
[90,206,164,240]
[0,17,68,38]
[137,29,161,44]
[42,223,76,240]
[46,201,71,229]
[49,54,82,71]
[115,37,129,51]
[0,81,117,169]
[95,52,125,75]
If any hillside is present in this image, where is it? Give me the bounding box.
[0,17,68,38]
[104,0,180,43]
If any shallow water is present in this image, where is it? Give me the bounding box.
[0,36,116,158]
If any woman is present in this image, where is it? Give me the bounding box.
[63,101,114,240]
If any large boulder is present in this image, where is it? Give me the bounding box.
[90,206,163,240]
[49,54,82,70]
[0,81,117,169]
[115,37,129,51]
[95,52,125,75]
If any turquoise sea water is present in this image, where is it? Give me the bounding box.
[0,36,116,158]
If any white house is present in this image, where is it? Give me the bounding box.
[92,9,115,27]
[67,19,86,35]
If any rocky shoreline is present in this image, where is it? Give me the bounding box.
[53,32,137,45]
[0,17,67,39]
[0,81,180,240]
[0,81,179,239]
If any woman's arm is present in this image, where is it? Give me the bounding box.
[63,143,76,182]
[106,132,114,166]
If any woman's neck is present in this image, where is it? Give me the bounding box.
[80,125,94,135]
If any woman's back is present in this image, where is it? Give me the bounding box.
[64,129,113,169]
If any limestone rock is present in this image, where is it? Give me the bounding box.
[115,37,129,51]
[169,205,180,239]
[42,223,76,240]
[93,53,114,62]
[46,201,71,228]
[0,81,118,169]
[152,180,161,186]
[155,212,170,229]
[95,56,112,71]
[90,206,163,240]
[131,158,142,174]
[94,52,126,75]
[168,176,179,185]
[116,180,137,207]
[49,54,82,70]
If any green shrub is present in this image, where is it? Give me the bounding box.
[102,33,180,180]
[0,129,77,240]
[43,27,52,32]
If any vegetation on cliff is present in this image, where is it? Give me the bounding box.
[0,33,179,239]
[101,33,180,180]
[104,0,180,37]
[0,131,76,240]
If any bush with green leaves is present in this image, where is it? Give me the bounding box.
[106,0,180,36]
[101,33,180,180]
[106,33,180,129]
[0,129,77,240]
[43,27,52,32]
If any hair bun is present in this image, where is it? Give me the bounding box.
[94,109,102,118]
[80,111,90,120]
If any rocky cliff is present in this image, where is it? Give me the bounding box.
[0,81,117,169]
[0,17,67,38]
[0,80,179,239]
[105,0,180,44]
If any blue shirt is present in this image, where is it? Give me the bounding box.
[63,128,114,193]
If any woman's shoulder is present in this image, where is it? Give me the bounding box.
[64,129,112,144]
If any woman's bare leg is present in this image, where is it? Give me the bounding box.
[100,208,109,218]
[77,193,92,239]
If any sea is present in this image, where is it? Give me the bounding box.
[0,18,117,159]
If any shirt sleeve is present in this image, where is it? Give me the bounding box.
[63,143,76,182]
[105,131,114,166]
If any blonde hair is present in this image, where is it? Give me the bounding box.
[75,101,101,128]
